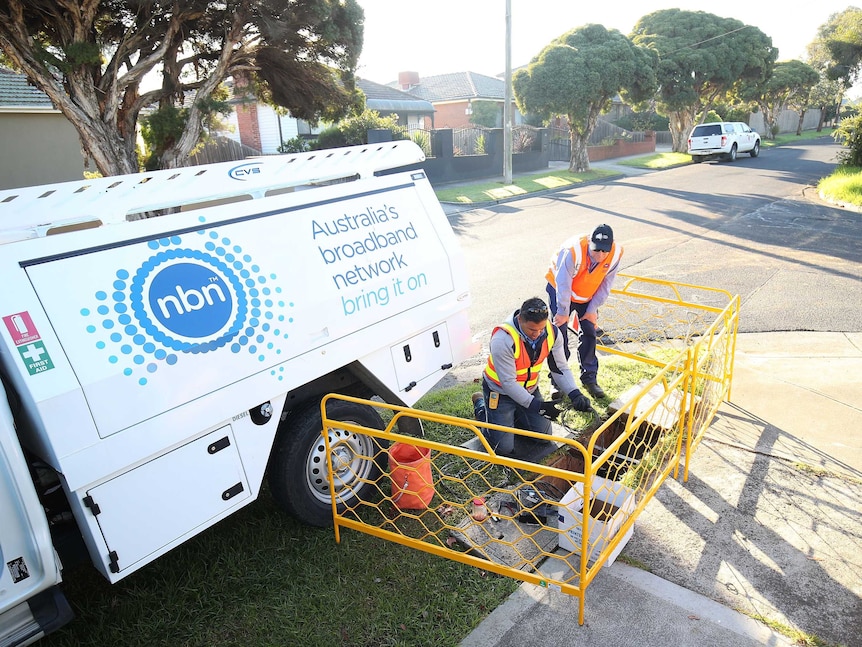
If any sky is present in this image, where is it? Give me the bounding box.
[356,1,856,90]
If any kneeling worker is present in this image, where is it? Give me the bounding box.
[473,297,592,457]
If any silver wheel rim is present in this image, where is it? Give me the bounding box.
[306,424,377,505]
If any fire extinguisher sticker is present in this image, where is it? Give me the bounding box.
[3,311,40,345]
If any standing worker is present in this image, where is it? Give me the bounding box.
[472,296,592,457]
[545,224,624,400]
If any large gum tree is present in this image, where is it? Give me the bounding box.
[0,1,364,176]
[630,9,777,152]
[513,24,657,173]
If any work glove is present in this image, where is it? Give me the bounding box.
[528,397,562,421]
[568,389,592,412]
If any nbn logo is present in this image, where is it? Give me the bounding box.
[148,263,232,338]
[228,163,262,181]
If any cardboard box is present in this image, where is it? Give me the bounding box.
[556,476,636,566]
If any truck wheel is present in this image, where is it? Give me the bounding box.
[691,156,703,164]
[725,144,737,162]
[750,141,760,158]
[268,398,388,527]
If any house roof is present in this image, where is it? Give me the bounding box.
[397,72,506,103]
[0,68,55,110]
[356,77,434,114]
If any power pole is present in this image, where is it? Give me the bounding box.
[503,0,513,184]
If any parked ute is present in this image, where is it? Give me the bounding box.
[0,142,477,645]
[687,121,761,163]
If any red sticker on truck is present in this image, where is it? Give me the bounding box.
[3,312,40,345]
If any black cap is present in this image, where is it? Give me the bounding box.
[591,224,613,252]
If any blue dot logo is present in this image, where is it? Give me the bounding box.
[130,249,247,353]
[81,228,294,385]
[149,263,233,338]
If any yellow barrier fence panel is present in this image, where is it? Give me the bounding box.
[316,275,739,625]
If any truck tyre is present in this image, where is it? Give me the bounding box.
[725,144,738,162]
[268,398,388,527]
[691,156,703,164]
[750,141,760,158]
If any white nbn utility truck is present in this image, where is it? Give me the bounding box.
[0,142,476,645]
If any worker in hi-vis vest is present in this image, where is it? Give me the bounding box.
[472,297,592,457]
[545,224,624,400]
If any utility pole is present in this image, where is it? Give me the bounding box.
[503,0,513,184]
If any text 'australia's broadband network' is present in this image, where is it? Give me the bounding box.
[312,203,430,316]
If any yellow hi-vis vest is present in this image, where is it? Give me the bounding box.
[483,322,555,389]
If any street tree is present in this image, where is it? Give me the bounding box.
[512,24,656,173]
[806,34,844,131]
[0,1,364,176]
[740,60,820,139]
[807,7,862,128]
[630,9,776,152]
[819,7,862,84]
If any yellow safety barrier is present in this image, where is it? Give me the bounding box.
[319,275,739,625]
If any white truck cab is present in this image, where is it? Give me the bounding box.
[0,142,476,645]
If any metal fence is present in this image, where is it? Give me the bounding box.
[320,275,739,624]
[452,126,492,156]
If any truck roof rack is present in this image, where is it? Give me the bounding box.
[0,141,425,244]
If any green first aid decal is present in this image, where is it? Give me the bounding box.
[17,341,55,375]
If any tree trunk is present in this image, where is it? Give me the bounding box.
[796,110,806,136]
[667,110,694,153]
[568,129,591,173]
[566,105,603,173]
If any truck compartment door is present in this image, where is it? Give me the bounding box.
[391,324,453,393]
[84,425,250,575]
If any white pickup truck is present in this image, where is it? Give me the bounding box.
[687,121,761,163]
[0,142,477,645]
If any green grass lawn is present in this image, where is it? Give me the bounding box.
[42,356,658,647]
[434,167,617,204]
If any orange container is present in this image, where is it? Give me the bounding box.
[388,442,434,509]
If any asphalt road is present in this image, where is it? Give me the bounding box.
[445,138,862,647]
[447,137,862,347]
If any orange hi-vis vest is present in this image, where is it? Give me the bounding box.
[483,322,555,389]
[545,236,623,303]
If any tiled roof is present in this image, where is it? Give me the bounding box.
[0,68,54,109]
[398,72,506,102]
[356,77,434,114]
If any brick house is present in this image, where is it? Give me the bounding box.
[394,70,523,129]
[226,76,434,153]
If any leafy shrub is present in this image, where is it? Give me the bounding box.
[701,109,723,123]
[612,110,668,132]
[278,136,311,153]
[411,130,431,156]
[312,126,347,150]
[833,113,862,166]
[312,109,408,150]
[469,100,500,128]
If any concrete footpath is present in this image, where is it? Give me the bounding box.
[448,159,862,646]
[459,332,862,647]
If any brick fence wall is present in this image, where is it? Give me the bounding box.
[587,132,656,162]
